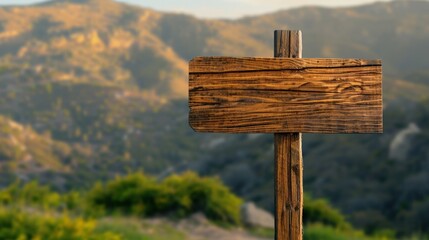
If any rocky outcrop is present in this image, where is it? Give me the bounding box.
[389,122,421,161]
[241,202,274,229]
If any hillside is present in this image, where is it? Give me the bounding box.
[0,115,72,185]
[0,0,187,98]
[0,0,429,236]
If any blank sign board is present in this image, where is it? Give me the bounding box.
[189,57,382,134]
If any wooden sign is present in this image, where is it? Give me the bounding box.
[188,30,383,240]
[189,57,382,133]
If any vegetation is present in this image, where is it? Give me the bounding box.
[0,172,230,239]
[88,172,242,225]
[304,224,372,240]
[0,171,401,240]
[304,194,351,230]
[0,207,121,240]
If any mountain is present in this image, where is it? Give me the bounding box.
[0,0,188,98]
[0,0,429,235]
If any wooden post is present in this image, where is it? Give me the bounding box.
[274,30,303,240]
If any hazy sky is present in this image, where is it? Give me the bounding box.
[1,0,395,19]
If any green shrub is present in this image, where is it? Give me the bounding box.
[0,181,85,212]
[62,190,84,211]
[0,207,121,240]
[88,173,160,215]
[304,224,371,240]
[88,171,242,225]
[163,172,243,224]
[0,182,61,208]
[304,194,351,230]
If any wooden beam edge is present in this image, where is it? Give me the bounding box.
[189,57,382,74]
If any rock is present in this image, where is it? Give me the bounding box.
[187,212,210,226]
[174,212,270,240]
[241,202,274,229]
[389,122,421,161]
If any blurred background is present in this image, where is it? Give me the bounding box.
[0,0,428,239]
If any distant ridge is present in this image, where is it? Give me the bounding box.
[45,0,112,4]
[36,0,117,7]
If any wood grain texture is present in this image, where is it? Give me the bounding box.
[274,30,303,240]
[274,30,302,58]
[189,57,381,73]
[189,57,382,133]
[275,133,303,240]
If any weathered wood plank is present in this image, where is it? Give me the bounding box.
[189,57,382,133]
[190,91,381,106]
[190,57,381,73]
[274,30,303,240]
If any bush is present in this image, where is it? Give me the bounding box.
[304,194,351,230]
[0,207,121,240]
[0,182,61,209]
[163,172,243,224]
[88,171,243,225]
[304,224,371,240]
[88,173,160,216]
